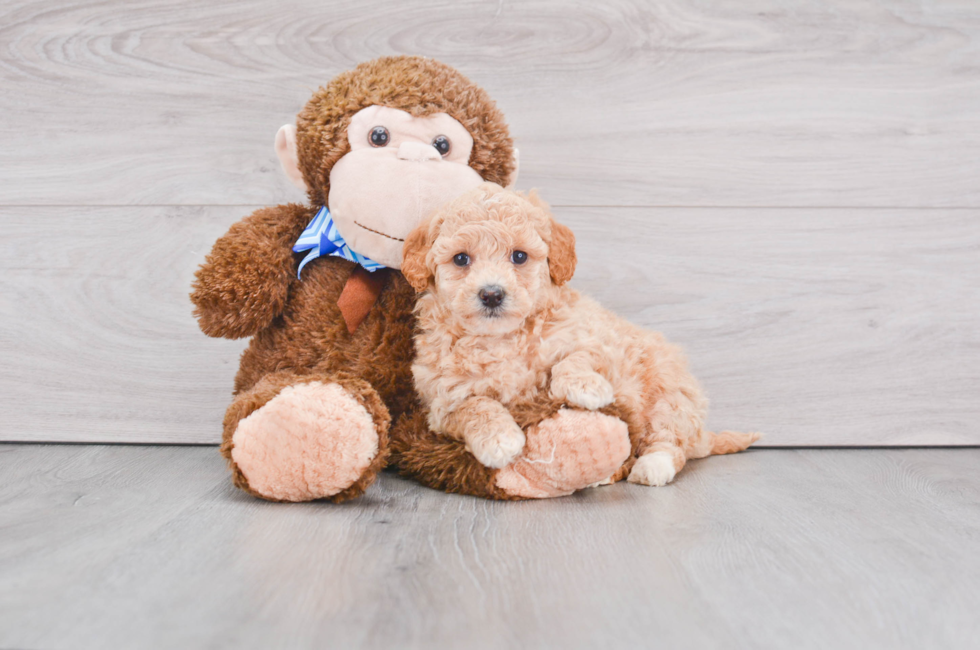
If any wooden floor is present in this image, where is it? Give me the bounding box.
[2,0,979,446]
[1,444,978,650]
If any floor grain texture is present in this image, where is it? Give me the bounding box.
[0,444,977,650]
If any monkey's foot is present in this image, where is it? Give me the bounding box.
[230,382,381,502]
[495,409,630,498]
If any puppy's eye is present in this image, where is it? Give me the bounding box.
[432,135,451,157]
[511,250,528,265]
[369,126,390,147]
[453,253,470,267]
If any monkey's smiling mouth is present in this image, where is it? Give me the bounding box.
[354,220,404,242]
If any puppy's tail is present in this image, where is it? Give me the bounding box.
[709,430,761,455]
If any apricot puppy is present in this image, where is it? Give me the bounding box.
[403,183,758,487]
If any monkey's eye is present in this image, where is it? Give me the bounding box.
[432,135,451,157]
[511,250,528,265]
[453,253,470,267]
[369,126,390,147]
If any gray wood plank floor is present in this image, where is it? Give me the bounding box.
[1,444,977,650]
[2,0,979,445]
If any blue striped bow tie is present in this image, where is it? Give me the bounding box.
[292,206,385,279]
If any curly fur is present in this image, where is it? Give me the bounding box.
[407,183,760,485]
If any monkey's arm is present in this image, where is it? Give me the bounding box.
[191,203,314,339]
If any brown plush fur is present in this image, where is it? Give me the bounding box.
[390,386,637,499]
[297,56,515,208]
[192,203,314,340]
[191,56,521,501]
[389,392,565,500]
[389,409,503,500]
[212,258,414,501]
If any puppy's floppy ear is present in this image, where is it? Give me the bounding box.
[401,223,433,292]
[527,189,577,286]
[548,219,577,286]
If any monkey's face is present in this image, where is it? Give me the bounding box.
[327,106,484,269]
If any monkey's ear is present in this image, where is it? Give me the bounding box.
[401,225,433,292]
[505,148,520,190]
[275,124,308,191]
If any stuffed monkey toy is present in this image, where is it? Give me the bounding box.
[191,56,631,502]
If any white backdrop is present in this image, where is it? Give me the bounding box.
[2,0,978,445]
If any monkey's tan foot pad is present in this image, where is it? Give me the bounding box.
[231,382,379,502]
[495,409,631,499]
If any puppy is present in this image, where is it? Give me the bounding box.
[402,183,758,487]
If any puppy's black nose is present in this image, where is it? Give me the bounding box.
[478,285,505,309]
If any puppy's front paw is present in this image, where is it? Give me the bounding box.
[466,419,526,469]
[551,371,615,410]
[627,452,677,487]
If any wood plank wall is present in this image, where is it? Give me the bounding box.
[2,0,978,444]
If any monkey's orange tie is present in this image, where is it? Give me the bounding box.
[337,267,389,334]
